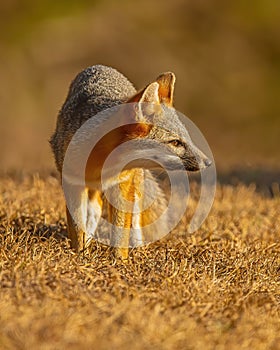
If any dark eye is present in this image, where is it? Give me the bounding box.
[169,140,183,147]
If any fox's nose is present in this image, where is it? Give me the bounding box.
[204,158,212,167]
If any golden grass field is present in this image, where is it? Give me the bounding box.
[1,173,279,349]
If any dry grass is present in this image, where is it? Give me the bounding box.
[0,174,280,349]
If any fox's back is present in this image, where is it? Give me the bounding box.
[50,65,136,172]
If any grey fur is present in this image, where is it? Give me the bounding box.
[50,65,136,172]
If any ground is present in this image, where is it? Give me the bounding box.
[0,174,279,349]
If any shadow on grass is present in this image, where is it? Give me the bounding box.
[0,214,68,243]
[183,167,280,198]
[217,168,280,197]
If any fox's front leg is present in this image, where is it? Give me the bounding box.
[108,203,132,260]
[86,189,103,242]
[66,206,85,251]
[107,169,145,260]
[65,186,88,252]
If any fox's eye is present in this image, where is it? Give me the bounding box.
[169,140,183,147]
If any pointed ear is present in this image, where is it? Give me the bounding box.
[127,82,160,104]
[156,72,175,106]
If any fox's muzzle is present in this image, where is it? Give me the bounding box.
[183,156,212,171]
[183,146,212,172]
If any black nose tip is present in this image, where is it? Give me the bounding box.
[204,158,212,167]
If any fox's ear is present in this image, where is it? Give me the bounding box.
[127,72,175,106]
[156,72,175,106]
[127,82,160,104]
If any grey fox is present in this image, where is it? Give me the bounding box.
[50,65,211,259]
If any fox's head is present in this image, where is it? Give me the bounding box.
[124,72,212,172]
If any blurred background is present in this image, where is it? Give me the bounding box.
[0,0,279,183]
